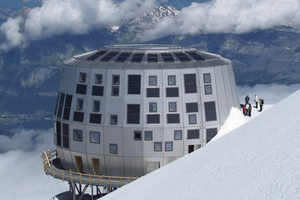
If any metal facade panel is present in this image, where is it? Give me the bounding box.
[123,157,144,177]
[103,127,123,156]
[86,154,106,175]
[61,149,77,172]
[104,156,124,176]
[123,128,144,157]
[85,125,104,155]
[69,123,86,153]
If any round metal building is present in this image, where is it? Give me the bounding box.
[53,44,240,178]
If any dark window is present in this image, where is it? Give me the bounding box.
[148,53,158,62]
[147,88,159,97]
[204,85,212,94]
[184,74,197,93]
[127,104,140,124]
[112,75,120,85]
[165,142,173,151]
[149,103,157,112]
[154,142,162,151]
[65,94,72,107]
[56,132,61,146]
[128,75,141,94]
[145,131,153,141]
[79,72,87,83]
[174,130,182,140]
[63,94,72,120]
[167,114,180,123]
[131,53,144,63]
[147,114,160,124]
[73,112,84,122]
[86,50,107,61]
[57,105,63,119]
[54,91,60,116]
[76,99,84,110]
[189,114,197,124]
[100,51,118,61]
[186,103,198,113]
[111,86,119,96]
[161,53,174,62]
[169,102,177,112]
[168,75,176,85]
[134,131,142,140]
[63,107,70,120]
[203,73,211,83]
[90,114,102,124]
[92,86,104,96]
[90,132,100,143]
[59,93,65,106]
[166,88,179,97]
[63,123,69,148]
[95,74,102,84]
[206,128,218,143]
[188,129,199,139]
[174,52,191,62]
[115,52,131,62]
[76,84,87,95]
[93,100,100,112]
[110,115,118,125]
[205,101,217,121]
[73,129,83,141]
[56,121,61,146]
[110,144,118,154]
[149,76,157,85]
[56,121,61,134]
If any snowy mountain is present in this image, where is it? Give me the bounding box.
[101,89,300,200]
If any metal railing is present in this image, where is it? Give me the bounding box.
[41,150,138,188]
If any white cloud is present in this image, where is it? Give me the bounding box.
[142,0,300,41]
[0,0,156,50]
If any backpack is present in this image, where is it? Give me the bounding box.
[261,99,264,104]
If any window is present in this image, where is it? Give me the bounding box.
[73,112,84,122]
[149,103,157,112]
[145,131,153,141]
[79,72,87,83]
[169,102,177,112]
[127,104,140,124]
[206,128,218,143]
[93,100,100,112]
[112,75,120,85]
[57,93,65,118]
[90,114,101,124]
[154,142,162,151]
[56,121,61,146]
[174,130,182,140]
[168,75,176,85]
[73,129,83,141]
[186,103,198,113]
[63,123,69,148]
[110,115,118,125]
[189,114,197,124]
[184,74,197,93]
[147,114,160,124]
[76,84,87,95]
[147,88,159,97]
[203,73,211,83]
[187,129,199,139]
[167,114,180,123]
[204,85,212,94]
[165,142,173,151]
[111,86,119,96]
[95,74,102,84]
[128,75,141,94]
[134,131,142,140]
[110,144,118,154]
[204,101,217,121]
[166,88,179,97]
[149,76,157,85]
[90,131,100,143]
[63,94,72,120]
[76,99,84,110]
[92,86,104,96]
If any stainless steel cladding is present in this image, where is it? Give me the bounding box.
[53,45,240,177]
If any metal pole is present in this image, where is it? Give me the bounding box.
[72,182,76,200]
[91,185,94,200]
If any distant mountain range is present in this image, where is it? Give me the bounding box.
[0,5,300,132]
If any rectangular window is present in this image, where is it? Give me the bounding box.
[174,130,182,140]
[64,94,72,107]
[187,129,199,139]
[189,114,197,124]
[93,100,100,112]
[112,75,120,85]
[128,75,141,94]
[110,144,118,154]
[186,103,198,113]
[167,114,180,123]
[203,73,211,83]
[134,131,142,140]
[169,102,177,112]
[63,123,69,148]
[149,103,157,112]
[204,101,217,121]
[57,92,65,118]
[165,142,173,151]
[147,88,159,97]
[76,99,84,110]
[76,84,87,95]
[92,86,104,96]
[56,121,61,146]
[95,74,102,84]
[154,142,162,152]
[204,85,212,94]
[145,131,153,141]
[73,129,83,141]
[73,112,84,122]
[90,114,102,124]
[110,115,118,125]
[166,88,179,97]
[149,76,157,85]
[168,75,176,85]
[111,86,119,96]
[90,131,100,143]
[147,114,160,124]
[184,74,197,93]
[63,94,72,120]
[63,107,70,120]
[206,128,218,143]
[127,104,140,124]
[79,72,87,83]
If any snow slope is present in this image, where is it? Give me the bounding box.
[102,89,300,200]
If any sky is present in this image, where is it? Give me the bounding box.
[101,88,300,200]
[1,0,300,50]
[0,83,298,199]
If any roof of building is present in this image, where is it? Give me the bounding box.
[64,44,231,69]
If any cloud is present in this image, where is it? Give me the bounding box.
[141,0,300,41]
[0,0,156,50]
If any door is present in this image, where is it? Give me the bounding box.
[92,158,100,175]
[74,156,84,173]
[188,145,194,154]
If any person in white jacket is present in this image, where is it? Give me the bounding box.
[254,95,259,108]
